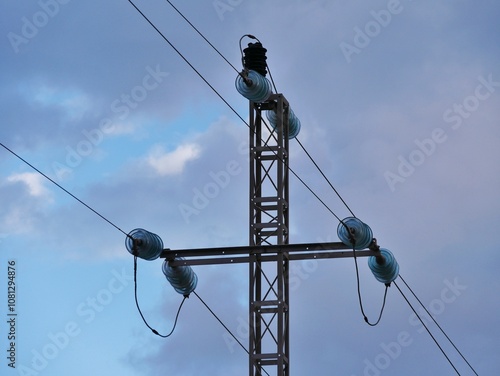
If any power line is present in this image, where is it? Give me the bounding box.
[192,291,247,353]
[164,0,240,75]
[398,275,479,375]
[393,279,461,375]
[192,291,271,376]
[0,142,130,238]
[127,0,248,127]
[295,136,356,218]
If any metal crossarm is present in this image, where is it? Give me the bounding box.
[160,243,377,266]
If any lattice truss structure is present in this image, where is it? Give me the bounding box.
[249,94,291,375]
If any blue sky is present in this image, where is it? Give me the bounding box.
[1,0,499,375]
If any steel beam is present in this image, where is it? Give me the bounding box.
[160,243,378,266]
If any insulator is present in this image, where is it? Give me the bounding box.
[125,228,163,261]
[368,248,399,284]
[337,217,373,250]
[235,70,272,103]
[266,107,301,139]
[243,42,268,76]
[162,258,198,296]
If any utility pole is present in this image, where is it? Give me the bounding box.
[158,92,380,376]
[248,94,290,375]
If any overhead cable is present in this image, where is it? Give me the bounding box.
[261,48,356,218]
[0,142,130,238]
[295,137,356,217]
[399,275,479,376]
[394,280,461,375]
[353,246,389,326]
[165,0,240,75]
[192,291,271,376]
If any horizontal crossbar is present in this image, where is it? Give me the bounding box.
[160,242,380,266]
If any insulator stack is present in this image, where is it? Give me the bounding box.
[162,258,198,296]
[235,70,272,103]
[125,228,164,260]
[236,41,272,103]
[266,107,301,139]
[368,248,399,284]
[243,42,268,76]
[337,217,373,250]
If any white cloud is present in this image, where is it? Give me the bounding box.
[7,172,50,197]
[147,143,201,176]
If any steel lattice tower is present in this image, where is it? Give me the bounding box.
[156,87,380,376]
[249,94,290,375]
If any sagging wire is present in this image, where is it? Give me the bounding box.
[134,256,187,338]
[349,233,389,326]
[354,254,389,326]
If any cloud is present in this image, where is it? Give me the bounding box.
[147,143,201,176]
[0,172,53,237]
[7,171,50,197]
